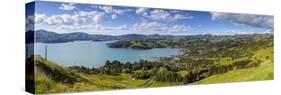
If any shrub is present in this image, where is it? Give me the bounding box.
[183,71,196,84]
[122,68,132,73]
[132,70,151,79]
[154,67,182,82]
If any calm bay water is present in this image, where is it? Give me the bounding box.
[32,41,180,68]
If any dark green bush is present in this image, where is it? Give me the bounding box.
[154,67,182,82]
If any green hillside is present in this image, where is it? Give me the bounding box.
[32,56,179,93]
[195,61,273,84]
[195,47,274,84]
[34,55,91,93]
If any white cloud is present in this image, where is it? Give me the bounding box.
[57,24,128,33]
[58,24,130,35]
[133,22,164,31]
[136,8,148,15]
[225,29,272,35]
[169,25,192,33]
[205,29,274,35]
[111,14,118,19]
[89,12,105,23]
[59,3,76,11]
[211,12,274,30]
[174,14,192,19]
[102,25,128,31]
[149,10,170,20]
[132,22,192,33]
[99,6,125,15]
[58,24,101,31]
[97,6,133,20]
[116,25,128,30]
[34,11,105,26]
[56,21,192,35]
[136,9,193,21]
[33,6,193,35]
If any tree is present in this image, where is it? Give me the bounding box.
[105,60,111,66]
[132,70,151,79]
[154,67,182,82]
[183,71,196,84]
[122,68,132,73]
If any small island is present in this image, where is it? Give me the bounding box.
[107,40,168,49]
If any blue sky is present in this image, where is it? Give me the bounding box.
[26,1,273,35]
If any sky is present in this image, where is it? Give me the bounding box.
[26,1,274,35]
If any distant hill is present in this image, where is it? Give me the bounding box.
[26,30,192,43]
[26,29,273,44]
[26,30,117,43]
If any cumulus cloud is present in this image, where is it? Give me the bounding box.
[33,5,193,35]
[149,9,193,21]
[34,11,105,26]
[211,12,274,30]
[133,22,164,31]
[58,21,192,34]
[99,6,126,15]
[59,3,76,10]
[169,25,192,33]
[222,29,273,35]
[97,6,133,20]
[136,9,193,21]
[58,24,101,31]
[89,12,105,23]
[136,8,148,16]
[58,24,128,32]
[132,22,192,33]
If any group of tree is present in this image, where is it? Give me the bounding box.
[68,57,260,83]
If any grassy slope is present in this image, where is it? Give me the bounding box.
[88,74,178,89]
[195,47,274,84]
[34,55,91,93]
[195,61,273,84]
[35,68,71,93]
[33,56,178,93]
